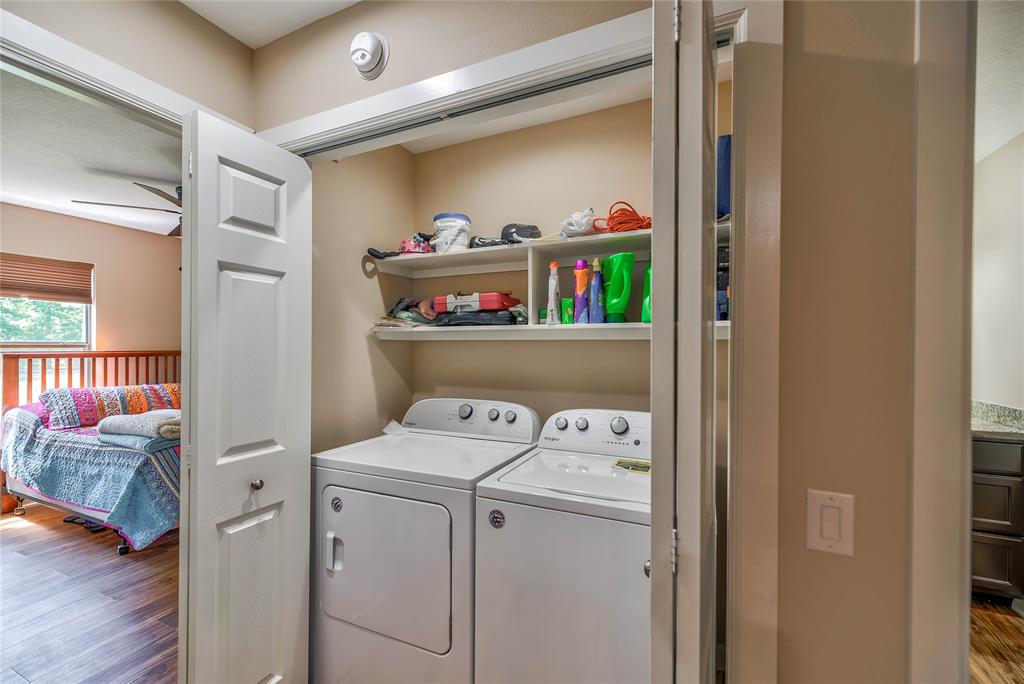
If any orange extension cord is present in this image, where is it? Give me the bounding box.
[593,201,652,233]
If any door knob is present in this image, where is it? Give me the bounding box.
[643,560,651,578]
[250,479,265,491]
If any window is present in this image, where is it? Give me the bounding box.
[0,253,93,348]
[0,298,90,346]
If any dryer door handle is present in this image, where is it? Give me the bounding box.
[325,531,344,572]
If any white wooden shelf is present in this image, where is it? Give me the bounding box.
[374,322,651,341]
[375,229,651,279]
[372,320,730,341]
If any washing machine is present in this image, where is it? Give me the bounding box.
[312,398,540,684]
[475,409,652,684]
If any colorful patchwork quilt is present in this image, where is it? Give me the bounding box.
[1,403,179,549]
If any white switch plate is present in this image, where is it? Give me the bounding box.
[806,489,854,556]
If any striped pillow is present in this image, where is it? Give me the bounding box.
[39,383,181,429]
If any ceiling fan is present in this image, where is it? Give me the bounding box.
[72,182,182,237]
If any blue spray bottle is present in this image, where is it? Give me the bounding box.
[589,257,605,323]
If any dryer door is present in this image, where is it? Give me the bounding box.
[320,486,452,654]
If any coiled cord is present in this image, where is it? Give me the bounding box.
[593,201,652,233]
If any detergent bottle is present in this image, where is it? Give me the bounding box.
[589,257,605,323]
[573,259,589,324]
[603,252,635,323]
[545,260,560,325]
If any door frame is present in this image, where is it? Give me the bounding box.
[907,1,976,681]
[0,10,251,683]
[713,2,785,682]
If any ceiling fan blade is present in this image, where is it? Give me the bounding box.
[133,182,182,207]
[168,222,182,238]
[71,199,181,214]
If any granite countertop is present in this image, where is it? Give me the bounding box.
[972,401,1024,441]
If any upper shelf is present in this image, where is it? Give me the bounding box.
[375,224,728,279]
[375,229,653,279]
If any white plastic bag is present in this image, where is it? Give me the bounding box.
[559,208,595,239]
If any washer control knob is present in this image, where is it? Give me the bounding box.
[458,403,473,420]
[554,416,569,430]
[610,416,629,435]
[505,410,517,424]
[575,417,589,431]
[488,408,500,421]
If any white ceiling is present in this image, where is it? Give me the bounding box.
[182,0,360,48]
[975,0,1024,162]
[0,68,182,235]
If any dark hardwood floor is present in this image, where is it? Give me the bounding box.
[0,503,178,683]
[971,597,1024,684]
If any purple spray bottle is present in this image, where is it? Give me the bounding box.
[589,257,605,323]
[573,259,589,324]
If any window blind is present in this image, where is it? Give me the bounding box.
[0,252,94,304]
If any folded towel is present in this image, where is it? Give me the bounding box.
[97,432,179,453]
[158,423,180,440]
[98,409,180,438]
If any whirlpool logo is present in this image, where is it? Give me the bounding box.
[488,509,506,529]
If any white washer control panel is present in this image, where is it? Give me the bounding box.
[401,398,540,444]
[538,409,651,459]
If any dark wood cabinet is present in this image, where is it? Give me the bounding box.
[973,436,1024,599]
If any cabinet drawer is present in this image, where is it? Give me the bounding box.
[972,532,1024,599]
[974,439,1024,476]
[973,474,1024,535]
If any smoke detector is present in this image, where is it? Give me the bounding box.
[350,32,389,81]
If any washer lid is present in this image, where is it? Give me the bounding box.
[499,450,652,504]
[313,433,534,489]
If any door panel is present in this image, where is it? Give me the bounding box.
[651,1,717,682]
[183,110,312,684]
[320,486,453,654]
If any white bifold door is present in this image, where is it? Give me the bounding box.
[651,1,718,682]
[180,110,312,683]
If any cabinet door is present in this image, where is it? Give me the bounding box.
[972,532,1024,599]
[973,439,1024,476]
[972,474,1024,535]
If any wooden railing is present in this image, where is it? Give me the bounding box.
[1,350,182,413]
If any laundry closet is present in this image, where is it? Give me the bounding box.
[299,21,737,684]
[291,8,735,683]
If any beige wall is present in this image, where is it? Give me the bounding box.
[409,100,652,419]
[778,2,915,682]
[3,1,255,127]
[252,0,648,130]
[412,100,652,234]
[310,147,415,453]
[0,202,181,350]
[972,132,1024,411]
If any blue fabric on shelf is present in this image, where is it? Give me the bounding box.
[717,134,732,219]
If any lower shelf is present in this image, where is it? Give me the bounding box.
[372,321,731,341]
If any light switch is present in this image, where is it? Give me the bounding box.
[806,489,854,556]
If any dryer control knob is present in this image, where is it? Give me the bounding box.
[505,410,517,424]
[488,408,500,421]
[458,403,473,420]
[610,416,629,435]
[575,417,589,431]
[554,416,568,430]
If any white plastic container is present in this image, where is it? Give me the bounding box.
[431,212,471,254]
